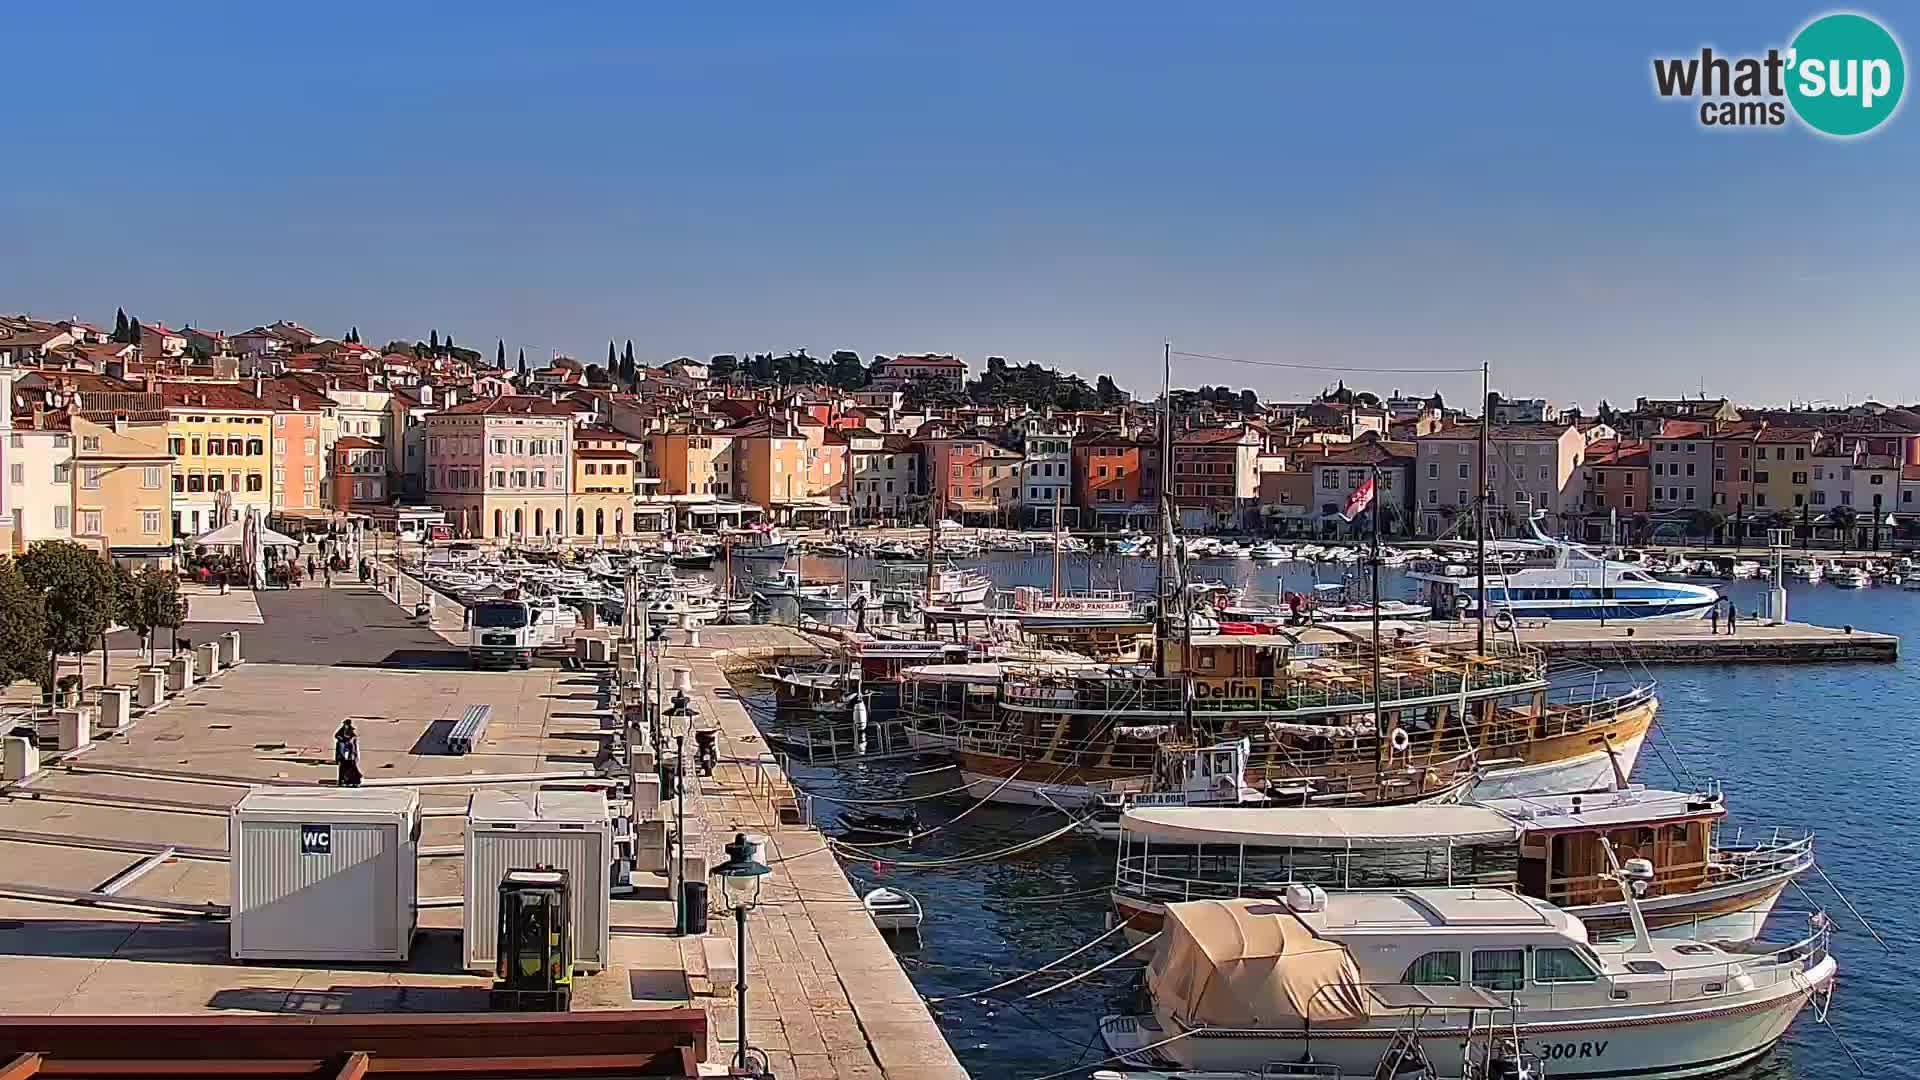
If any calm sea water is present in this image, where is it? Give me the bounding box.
[732,552,1912,1080]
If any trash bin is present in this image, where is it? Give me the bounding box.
[680,880,708,935]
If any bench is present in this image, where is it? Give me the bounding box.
[446,704,492,755]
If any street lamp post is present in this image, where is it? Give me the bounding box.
[711,832,770,1077]
[665,674,696,936]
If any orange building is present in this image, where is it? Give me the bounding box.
[258,380,331,518]
[1581,439,1651,527]
[1072,430,1156,512]
[728,418,810,509]
[652,428,736,499]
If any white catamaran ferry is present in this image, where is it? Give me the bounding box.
[1414,515,1718,621]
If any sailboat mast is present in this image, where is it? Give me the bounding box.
[925,486,940,608]
[1477,361,1489,655]
[1155,341,1174,679]
[1051,487,1063,601]
[1371,463,1384,779]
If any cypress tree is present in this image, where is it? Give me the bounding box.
[113,308,129,342]
[517,348,527,375]
[129,318,144,344]
[429,329,439,352]
[445,334,455,352]
[608,341,617,368]
[497,339,506,366]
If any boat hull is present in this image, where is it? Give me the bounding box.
[1466,732,1646,801]
[1100,954,1832,1079]
[1112,867,1793,949]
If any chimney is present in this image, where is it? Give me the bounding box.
[418,384,432,406]
[292,395,302,411]
[446,387,459,408]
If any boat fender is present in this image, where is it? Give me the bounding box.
[1492,610,1516,631]
[1389,728,1411,755]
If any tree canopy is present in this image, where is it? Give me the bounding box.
[16,541,113,692]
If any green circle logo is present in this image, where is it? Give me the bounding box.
[1787,13,1905,137]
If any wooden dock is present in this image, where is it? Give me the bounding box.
[1420,617,1897,663]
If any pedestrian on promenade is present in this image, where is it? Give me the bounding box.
[334,720,362,787]
[358,558,368,583]
[1709,605,1720,635]
[1727,602,1738,636]
[324,563,333,588]
[307,555,317,580]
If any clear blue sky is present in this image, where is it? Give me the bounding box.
[6,4,1916,409]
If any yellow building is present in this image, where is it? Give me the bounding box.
[70,413,174,565]
[570,426,640,540]
[159,383,273,537]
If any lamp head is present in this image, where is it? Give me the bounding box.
[712,831,770,908]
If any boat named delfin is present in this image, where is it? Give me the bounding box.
[1098,888,1835,1080]
[954,627,1656,808]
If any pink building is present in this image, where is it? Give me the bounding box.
[424,395,574,541]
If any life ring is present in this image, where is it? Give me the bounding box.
[1492,610,1516,632]
[1390,728,1411,755]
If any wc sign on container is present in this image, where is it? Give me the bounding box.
[300,824,332,855]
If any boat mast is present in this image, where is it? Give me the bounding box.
[1052,487,1063,602]
[1155,341,1174,679]
[1371,461,1384,780]
[1477,361,1489,655]
[925,486,940,609]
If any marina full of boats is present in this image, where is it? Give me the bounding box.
[717,499,1878,1076]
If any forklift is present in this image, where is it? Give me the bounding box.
[490,867,574,1011]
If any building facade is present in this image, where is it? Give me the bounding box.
[1169,425,1261,529]
[160,383,273,537]
[72,414,174,564]
[424,396,574,541]
[8,412,75,547]
[571,427,639,539]
[869,354,967,392]
[846,432,920,522]
[330,437,388,509]
[1309,438,1414,536]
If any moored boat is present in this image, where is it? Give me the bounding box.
[1097,887,1836,1080]
[1108,782,1813,947]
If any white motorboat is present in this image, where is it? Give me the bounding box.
[997,585,1151,629]
[870,540,921,561]
[1728,559,1764,580]
[1097,884,1835,1080]
[727,525,790,561]
[1832,565,1871,588]
[1312,599,1434,622]
[1412,513,1718,620]
[1904,574,1920,591]
[1249,541,1290,561]
[861,886,924,932]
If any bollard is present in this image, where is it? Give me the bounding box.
[219,630,243,668]
[1,736,40,781]
[98,687,133,731]
[54,708,93,752]
[194,641,219,679]
[167,654,195,692]
[137,667,166,708]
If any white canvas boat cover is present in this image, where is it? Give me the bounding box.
[1120,805,1522,849]
[1148,898,1368,1028]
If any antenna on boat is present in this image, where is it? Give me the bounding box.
[1598,838,1656,956]
[1371,461,1385,782]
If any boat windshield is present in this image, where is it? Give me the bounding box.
[472,603,532,629]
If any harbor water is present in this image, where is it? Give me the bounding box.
[735,551,1913,1079]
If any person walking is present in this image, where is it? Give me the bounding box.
[334,720,362,788]
[1727,601,1739,636]
[323,562,333,588]
[1709,604,1720,635]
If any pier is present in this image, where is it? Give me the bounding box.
[0,582,966,1079]
[1419,617,1898,663]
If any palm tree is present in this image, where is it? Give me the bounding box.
[1829,504,1859,551]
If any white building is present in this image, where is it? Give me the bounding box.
[845,432,922,523]
[1015,414,1076,526]
[7,413,75,544]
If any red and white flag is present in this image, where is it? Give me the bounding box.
[1340,476,1375,521]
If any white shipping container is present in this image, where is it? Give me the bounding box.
[229,787,420,962]
[464,788,612,973]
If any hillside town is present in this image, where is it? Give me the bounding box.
[4,310,1919,560]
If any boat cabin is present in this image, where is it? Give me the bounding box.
[1490,787,1722,907]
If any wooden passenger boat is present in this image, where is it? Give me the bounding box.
[1107,783,1813,946]
[953,629,1657,808]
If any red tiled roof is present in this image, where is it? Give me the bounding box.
[1656,419,1710,438]
[157,382,270,410]
[333,436,382,451]
[877,354,966,369]
[1176,426,1257,445]
[1585,440,1650,467]
[1754,426,1822,443]
[574,447,636,460]
[438,394,575,417]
